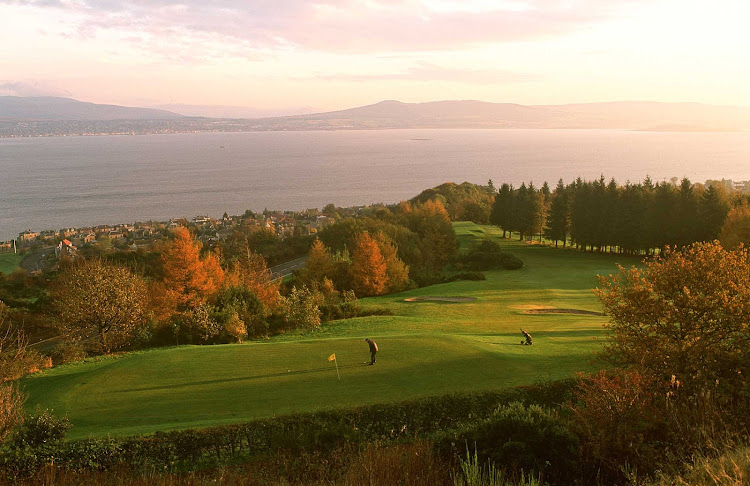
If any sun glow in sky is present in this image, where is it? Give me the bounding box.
[1,0,749,111]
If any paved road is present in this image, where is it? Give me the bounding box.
[269,256,307,280]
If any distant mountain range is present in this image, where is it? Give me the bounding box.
[265,100,750,131]
[0,96,181,121]
[1,96,748,133]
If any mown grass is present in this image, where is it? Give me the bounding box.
[21,223,641,439]
[0,252,22,275]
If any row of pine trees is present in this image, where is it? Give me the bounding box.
[490,176,735,254]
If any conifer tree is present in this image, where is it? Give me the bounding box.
[490,183,515,237]
[545,179,570,247]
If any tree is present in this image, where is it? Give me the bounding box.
[595,242,750,399]
[405,199,458,275]
[283,285,322,330]
[490,183,514,238]
[53,259,149,353]
[301,239,336,285]
[161,227,224,310]
[719,204,750,250]
[698,184,730,241]
[225,243,279,309]
[0,303,28,445]
[545,179,570,247]
[374,232,410,294]
[349,232,388,296]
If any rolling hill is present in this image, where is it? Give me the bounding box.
[0,96,182,121]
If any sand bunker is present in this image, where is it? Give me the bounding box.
[404,296,477,303]
[523,308,603,316]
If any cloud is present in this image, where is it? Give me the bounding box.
[3,0,645,56]
[0,80,72,97]
[314,62,540,84]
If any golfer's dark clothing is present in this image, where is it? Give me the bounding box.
[367,340,378,364]
[522,330,533,345]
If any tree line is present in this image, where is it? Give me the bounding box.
[490,176,746,254]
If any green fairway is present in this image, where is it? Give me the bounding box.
[0,252,22,275]
[21,223,640,439]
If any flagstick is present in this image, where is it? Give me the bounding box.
[334,357,341,381]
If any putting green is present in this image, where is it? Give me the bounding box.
[21,223,640,439]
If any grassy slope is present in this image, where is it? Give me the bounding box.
[21,223,640,439]
[0,253,22,275]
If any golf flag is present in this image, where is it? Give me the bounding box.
[328,353,340,381]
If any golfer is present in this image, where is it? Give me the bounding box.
[365,338,378,365]
[521,329,533,346]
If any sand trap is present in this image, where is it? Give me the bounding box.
[523,308,603,316]
[404,296,477,303]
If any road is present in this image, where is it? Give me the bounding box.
[269,256,307,281]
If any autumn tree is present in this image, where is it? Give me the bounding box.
[409,199,458,273]
[300,239,336,285]
[225,243,280,309]
[53,259,149,353]
[349,232,388,296]
[595,242,750,399]
[373,232,410,293]
[161,227,224,310]
[719,203,750,250]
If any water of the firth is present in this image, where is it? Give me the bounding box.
[1,129,749,240]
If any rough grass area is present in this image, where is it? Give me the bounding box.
[0,252,22,275]
[21,223,640,439]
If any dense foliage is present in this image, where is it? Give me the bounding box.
[491,176,741,253]
[0,381,576,481]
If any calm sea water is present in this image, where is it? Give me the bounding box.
[1,129,749,240]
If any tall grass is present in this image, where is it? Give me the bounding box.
[645,445,750,486]
[452,445,544,486]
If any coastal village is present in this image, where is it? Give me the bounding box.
[1,207,343,273]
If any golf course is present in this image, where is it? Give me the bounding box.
[20,222,639,439]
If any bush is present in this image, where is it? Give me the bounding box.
[499,254,523,270]
[439,402,577,485]
[447,272,486,282]
[12,408,71,449]
[50,341,87,365]
[0,380,577,479]
[567,370,668,485]
[460,239,523,271]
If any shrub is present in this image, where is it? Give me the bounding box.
[460,239,523,271]
[50,341,87,365]
[447,272,486,282]
[12,408,71,449]
[282,286,322,331]
[567,370,668,485]
[0,381,578,479]
[439,402,577,485]
[499,254,523,270]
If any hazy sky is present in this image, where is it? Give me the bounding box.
[1,0,749,111]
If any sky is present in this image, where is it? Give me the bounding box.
[1,0,749,112]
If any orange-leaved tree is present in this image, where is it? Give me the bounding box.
[349,232,388,296]
[225,243,280,309]
[595,241,750,398]
[161,227,224,310]
[719,203,750,250]
[373,232,410,294]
